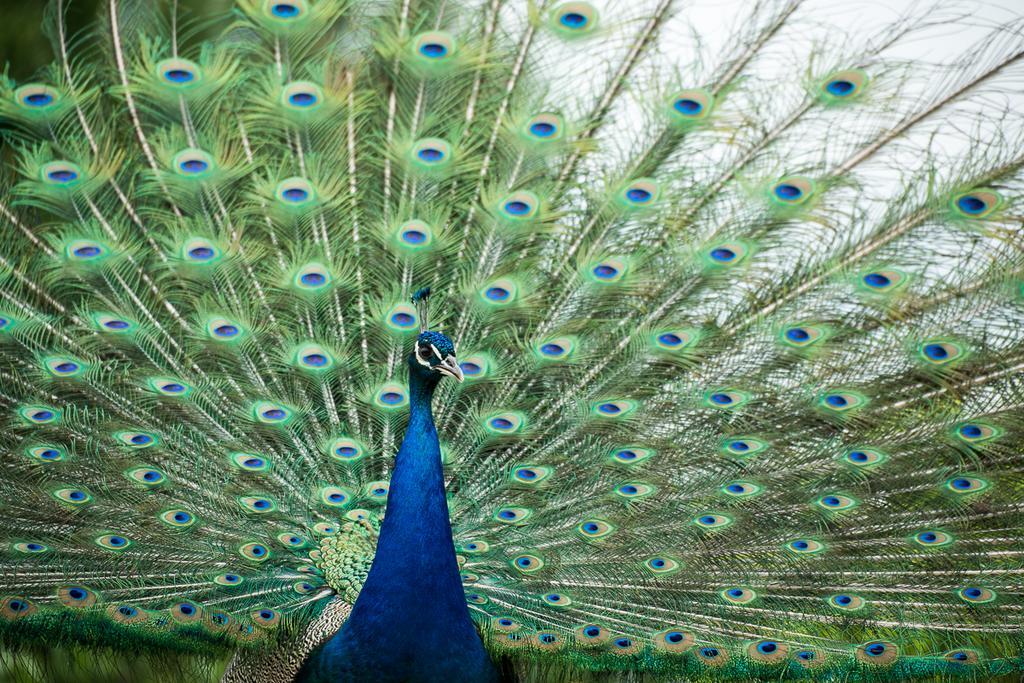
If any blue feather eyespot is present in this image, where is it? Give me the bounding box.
[856,641,898,665]
[294,263,332,292]
[577,518,615,540]
[704,389,751,410]
[944,649,981,665]
[492,616,522,632]
[945,475,990,494]
[41,161,83,186]
[374,383,408,410]
[92,312,136,333]
[667,89,714,124]
[653,629,694,653]
[951,190,1001,219]
[312,522,339,536]
[264,0,307,20]
[510,553,545,573]
[169,601,202,623]
[57,585,98,608]
[643,556,681,575]
[813,493,858,512]
[857,268,908,294]
[107,603,147,624]
[610,446,654,466]
[533,632,563,650]
[780,323,829,349]
[328,437,366,463]
[828,593,865,610]
[410,138,453,170]
[954,421,1001,443]
[541,592,572,608]
[238,495,277,514]
[721,436,768,457]
[704,242,749,268]
[484,411,525,435]
[586,257,628,284]
[179,237,222,265]
[592,399,637,418]
[958,586,996,604]
[146,376,194,398]
[27,445,66,463]
[911,529,954,547]
[251,608,281,628]
[15,84,61,111]
[275,177,316,206]
[511,465,553,486]
[786,539,825,555]
[721,481,762,498]
[252,401,293,424]
[95,534,131,551]
[497,191,540,221]
[364,481,389,503]
[214,573,244,586]
[794,649,824,667]
[19,404,61,425]
[534,336,577,361]
[412,31,456,64]
[458,353,490,380]
[384,303,418,333]
[204,316,246,342]
[319,486,352,508]
[917,339,966,366]
[480,278,518,306]
[574,624,610,646]
[156,58,202,87]
[696,645,729,666]
[493,506,533,524]
[819,69,868,102]
[461,540,490,554]
[53,487,92,506]
[65,239,108,262]
[721,587,756,604]
[281,81,323,110]
[294,580,318,595]
[277,532,308,548]
[394,219,434,250]
[44,357,83,377]
[614,481,656,500]
[618,179,660,209]
[125,466,167,488]
[13,542,48,554]
[550,3,598,35]
[769,176,815,206]
[523,113,564,142]
[0,314,17,333]
[172,149,214,177]
[230,452,272,472]
[2,597,36,620]
[693,513,733,529]
[747,639,788,662]
[239,542,271,561]
[841,447,887,468]
[818,390,868,413]
[610,636,641,655]
[291,342,335,372]
[159,509,196,529]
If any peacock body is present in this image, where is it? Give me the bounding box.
[1,0,1023,681]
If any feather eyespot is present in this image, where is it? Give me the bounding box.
[618,179,660,209]
[328,437,365,462]
[511,553,544,573]
[172,149,214,177]
[493,506,532,524]
[275,177,315,206]
[20,405,61,424]
[484,412,525,434]
[911,529,953,547]
[2,597,37,620]
[786,539,825,555]
[125,466,167,488]
[819,69,867,102]
[828,593,865,610]
[65,239,108,262]
[159,509,196,528]
[693,513,733,529]
[818,390,868,413]
[498,191,540,221]
[541,592,571,608]
[53,488,91,505]
[57,585,98,608]
[95,534,131,550]
[281,81,323,110]
[277,532,307,548]
[705,389,751,409]
[856,641,898,665]
[814,493,857,512]
[410,138,452,170]
[252,608,281,628]
[593,399,637,418]
[954,422,1000,443]
[577,518,615,540]
[27,445,65,463]
[12,542,48,554]
[668,89,713,123]
[945,476,990,494]
[643,556,681,575]
[951,190,1001,219]
[722,587,756,604]
[264,0,308,20]
[614,482,655,499]
[721,437,767,457]
[610,446,654,465]
[696,645,729,666]
[239,542,270,561]
[958,586,996,604]
[770,176,815,206]
[215,573,244,586]
[41,161,82,186]
[319,486,352,508]
[722,481,762,498]
[842,447,887,468]
[551,3,598,35]
[747,639,788,662]
[156,59,201,87]
[412,32,456,63]
[575,624,609,645]
[15,84,61,111]
[653,629,694,652]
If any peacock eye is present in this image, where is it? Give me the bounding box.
[418,345,433,361]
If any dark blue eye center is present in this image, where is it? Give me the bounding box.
[119,606,136,616]
[823,496,840,506]
[69,490,86,500]
[499,618,512,626]
[924,344,947,359]
[505,200,529,215]
[825,394,847,407]
[957,195,986,214]
[560,12,586,27]
[793,540,809,549]
[33,410,54,420]
[728,589,743,597]
[836,595,852,604]
[710,393,732,404]
[952,652,968,661]
[289,92,317,106]
[131,434,152,444]
[674,98,701,114]
[701,647,719,657]
[849,451,868,462]
[774,183,802,199]
[827,79,855,96]
[667,632,683,643]
[960,425,982,438]
[710,248,735,261]
[165,69,194,82]
[74,246,100,257]
[727,484,745,493]
[864,272,891,288]
[730,441,749,451]
[303,353,327,366]
[26,543,42,551]
[54,362,78,373]
[417,147,444,161]
[49,169,78,182]
[402,230,426,244]
[143,471,161,481]
[282,187,309,201]
[69,588,85,599]
[598,403,621,414]
[485,287,509,301]
[593,264,618,279]
[260,610,273,619]
[251,545,266,556]
[617,449,637,460]
[491,417,513,429]
[301,272,326,286]
[25,92,54,106]
[540,343,564,355]
[614,638,631,647]
[162,383,185,392]
[952,478,972,489]
[263,408,286,419]
[380,391,403,404]
[650,558,665,567]
[459,362,480,375]
[866,643,886,656]
[109,536,126,546]
[173,512,189,522]
[626,188,651,202]
[798,650,815,660]
[104,319,130,329]
[189,246,214,260]
[272,3,299,17]
[920,532,937,542]
[786,327,810,342]
[214,324,239,337]
[759,642,777,653]
[391,312,414,326]
[964,588,982,597]
[518,469,536,479]
[180,159,208,173]
[585,627,600,637]
[583,523,598,532]
[699,515,716,525]
[530,122,556,137]
[41,449,60,459]
[336,446,357,457]
[420,43,447,58]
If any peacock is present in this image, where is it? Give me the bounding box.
[1,0,1023,680]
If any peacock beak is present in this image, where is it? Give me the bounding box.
[436,355,464,383]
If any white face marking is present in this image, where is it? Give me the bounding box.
[415,341,434,368]
[430,344,442,360]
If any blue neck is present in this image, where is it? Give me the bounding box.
[299,362,496,683]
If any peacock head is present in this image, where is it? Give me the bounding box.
[411,330,464,383]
